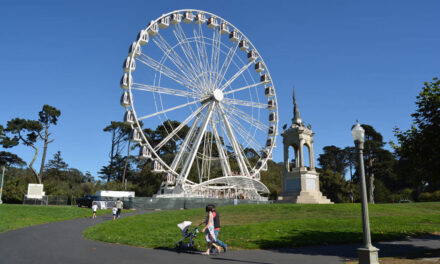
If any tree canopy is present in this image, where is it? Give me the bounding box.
[393,77,440,192]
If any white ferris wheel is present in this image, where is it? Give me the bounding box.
[120,9,278,200]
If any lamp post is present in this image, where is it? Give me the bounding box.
[0,166,5,204]
[352,121,379,264]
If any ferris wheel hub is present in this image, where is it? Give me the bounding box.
[213,89,224,102]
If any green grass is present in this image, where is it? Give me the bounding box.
[83,203,440,250]
[0,204,110,233]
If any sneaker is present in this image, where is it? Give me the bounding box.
[222,244,227,253]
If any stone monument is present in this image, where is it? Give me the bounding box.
[277,88,332,204]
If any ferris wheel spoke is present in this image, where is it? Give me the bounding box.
[137,54,200,93]
[200,122,214,181]
[152,36,194,82]
[209,29,217,89]
[154,103,208,152]
[152,35,203,93]
[192,26,210,92]
[210,118,232,176]
[132,83,200,99]
[223,82,265,95]
[219,61,254,91]
[222,97,267,109]
[179,102,216,184]
[212,26,222,85]
[227,112,264,155]
[217,104,250,177]
[213,40,239,90]
[198,25,213,90]
[138,99,201,120]
[172,24,204,84]
[232,136,253,170]
[170,107,205,172]
[222,103,268,132]
[226,119,262,164]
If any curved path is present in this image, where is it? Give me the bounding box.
[0,211,439,264]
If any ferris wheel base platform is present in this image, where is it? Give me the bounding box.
[98,195,270,211]
[156,175,270,201]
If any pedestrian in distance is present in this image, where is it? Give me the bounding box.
[209,204,227,253]
[116,198,123,219]
[112,204,118,220]
[349,189,354,203]
[92,201,98,219]
[201,205,221,256]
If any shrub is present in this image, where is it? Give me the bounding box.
[419,192,434,202]
[432,190,440,201]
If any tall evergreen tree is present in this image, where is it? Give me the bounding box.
[37,105,61,178]
[100,121,131,182]
[360,124,396,203]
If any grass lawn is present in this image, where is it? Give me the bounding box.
[83,202,440,250]
[0,204,110,233]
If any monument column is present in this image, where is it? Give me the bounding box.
[310,143,315,169]
[284,143,289,172]
[299,139,305,168]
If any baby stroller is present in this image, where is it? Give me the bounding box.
[175,221,203,252]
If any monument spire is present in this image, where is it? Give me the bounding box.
[292,87,302,126]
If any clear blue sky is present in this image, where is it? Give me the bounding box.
[1,0,439,178]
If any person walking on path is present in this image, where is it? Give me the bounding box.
[92,202,98,219]
[202,205,221,256]
[112,205,117,220]
[210,204,227,253]
[116,198,123,219]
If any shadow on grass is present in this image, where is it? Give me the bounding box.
[254,231,440,259]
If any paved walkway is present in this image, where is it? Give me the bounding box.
[0,211,439,264]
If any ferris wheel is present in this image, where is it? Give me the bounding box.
[120,9,278,199]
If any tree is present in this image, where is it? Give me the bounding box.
[44,151,68,182]
[318,145,348,175]
[319,168,349,203]
[0,125,25,168]
[37,105,61,178]
[1,105,60,184]
[394,77,440,192]
[0,151,25,168]
[100,121,131,182]
[4,118,43,183]
[343,146,356,183]
[360,124,396,204]
[318,146,356,203]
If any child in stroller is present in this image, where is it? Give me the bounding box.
[175,221,203,252]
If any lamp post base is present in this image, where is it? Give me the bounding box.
[358,246,379,264]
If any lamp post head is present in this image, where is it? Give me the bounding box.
[352,120,365,144]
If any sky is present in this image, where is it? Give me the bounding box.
[0,0,439,179]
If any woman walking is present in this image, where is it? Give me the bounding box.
[201,205,221,255]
